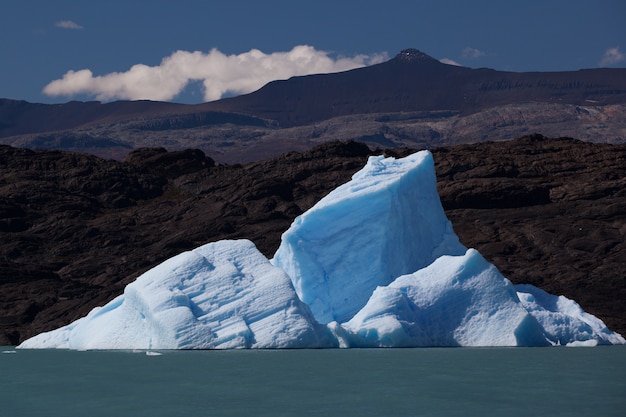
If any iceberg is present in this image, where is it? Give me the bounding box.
[272,151,465,324]
[330,249,550,347]
[19,151,625,349]
[516,284,625,346]
[20,240,334,350]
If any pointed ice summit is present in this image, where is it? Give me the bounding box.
[272,151,465,325]
[19,151,625,349]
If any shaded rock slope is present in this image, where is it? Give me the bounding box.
[1,135,625,344]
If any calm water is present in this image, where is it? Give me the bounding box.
[1,346,624,417]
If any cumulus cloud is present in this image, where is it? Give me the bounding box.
[599,47,625,66]
[43,46,388,102]
[462,47,485,59]
[55,20,84,30]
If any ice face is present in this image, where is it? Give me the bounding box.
[329,249,550,347]
[272,152,466,324]
[516,284,626,346]
[19,240,335,350]
[18,151,625,350]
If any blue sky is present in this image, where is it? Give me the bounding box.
[2,0,625,104]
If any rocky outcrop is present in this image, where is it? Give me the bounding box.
[1,135,625,344]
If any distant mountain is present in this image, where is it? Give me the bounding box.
[201,48,626,127]
[2,136,625,344]
[0,99,187,137]
[1,49,626,162]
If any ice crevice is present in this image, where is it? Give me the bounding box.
[18,151,625,349]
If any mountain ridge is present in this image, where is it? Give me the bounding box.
[1,49,626,162]
[200,51,626,127]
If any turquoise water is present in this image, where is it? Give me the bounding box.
[1,346,624,417]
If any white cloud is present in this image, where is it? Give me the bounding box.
[599,47,624,66]
[55,20,84,30]
[440,58,461,66]
[462,47,485,59]
[43,46,388,102]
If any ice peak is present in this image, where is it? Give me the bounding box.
[272,150,466,323]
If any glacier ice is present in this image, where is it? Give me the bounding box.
[20,239,335,350]
[330,249,550,347]
[516,284,625,346]
[272,152,465,324]
[18,151,625,349]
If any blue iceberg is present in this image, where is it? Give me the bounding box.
[19,151,625,349]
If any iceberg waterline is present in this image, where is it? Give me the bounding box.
[18,151,625,349]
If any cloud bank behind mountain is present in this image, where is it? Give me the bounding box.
[42,46,387,103]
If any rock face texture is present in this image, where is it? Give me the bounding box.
[1,135,625,344]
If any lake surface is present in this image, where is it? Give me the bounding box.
[1,346,624,417]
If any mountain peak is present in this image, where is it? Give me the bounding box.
[393,48,438,63]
